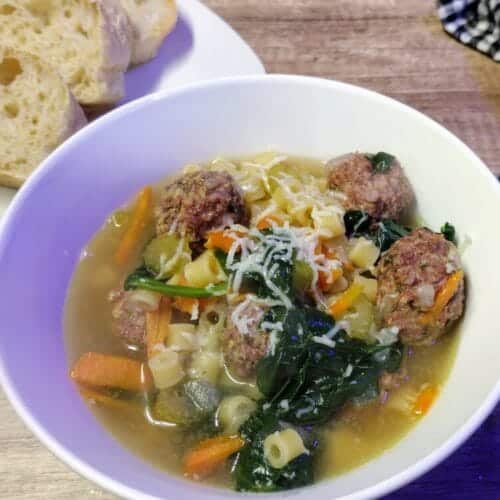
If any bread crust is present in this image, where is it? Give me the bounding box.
[119,0,178,65]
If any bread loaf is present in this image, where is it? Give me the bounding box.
[119,0,177,65]
[0,47,87,187]
[0,0,133,105]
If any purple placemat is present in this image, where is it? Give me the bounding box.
[382,394,500,498]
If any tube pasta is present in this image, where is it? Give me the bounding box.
[148,349,185,389]
[183,250,226,288]
[166,323,197,352]
[311,207,345,238]
[188,351,222,384]
[263,428,308,469]
[348,238,380,269]
[217,395,257,435]
[197,304,227,352]
[353,275,378,303]
[127,290,161,311]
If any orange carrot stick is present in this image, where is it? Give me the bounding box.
[419,270,464,325]
[328,283,363,319]
[183,435,246,477]
[70,352,154,392]
[173,296,199,317]
[412,384,439,416]
[146,298,172,359]
[205,230,243,253]
[114,186,153,266]
[256,214,285,231]
[318,267,343,292]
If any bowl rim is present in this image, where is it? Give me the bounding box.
[0,74,499,500]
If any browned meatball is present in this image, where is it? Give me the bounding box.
[327,153,414,220]
[222,301,269,378]
[109,290,147,347]
[155,171,248,250]
[376,228,465,346]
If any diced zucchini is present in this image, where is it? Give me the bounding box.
[152,387,199,425]
[143,234,191,279]
[184,380,221,414]
[292,260,314,292]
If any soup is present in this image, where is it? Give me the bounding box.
[65,152,465,491]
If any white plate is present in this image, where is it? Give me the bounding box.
[0,0,265,216]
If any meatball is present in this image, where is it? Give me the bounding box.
[155,170,248,251]
[109,290,147,347]
[376,228,465,346]
[222,301,269,378]
[327,153,414,220]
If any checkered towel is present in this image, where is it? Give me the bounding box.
[438,0,500,61]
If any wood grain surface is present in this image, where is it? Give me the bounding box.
[1,1,499,499]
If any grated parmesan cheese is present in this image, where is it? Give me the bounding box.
[312,335,336,348]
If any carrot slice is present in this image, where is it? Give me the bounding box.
[256,214,285,231]
[146,298,172,359]
[70,352,154,392]
[114,186,153,266]
[205,230,242,253]
[183,435,245,477]
[412,384,439,416]
[419,270,464,325]
[318,267,343,291]
[328,283,363,319]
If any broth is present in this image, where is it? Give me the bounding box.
[64,154,460,490]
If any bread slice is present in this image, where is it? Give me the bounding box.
[119,0,177,65]
[0,0,133,105]
[0,46,87,187]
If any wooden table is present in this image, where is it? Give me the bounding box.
[1,1,499,498]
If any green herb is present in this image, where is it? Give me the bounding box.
[344,210,410,252]
[440,222,456,243]
[257,306,403,425]
[374,219,410,252]
[234,410,315,492]
[367,152,396,173]
[124,267,227,298]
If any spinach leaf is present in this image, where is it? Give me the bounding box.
[375,219,410,252]
[367,152,396,173]
[344,210,373,238]
[124,266,227,298]
[256,306,334,398]
[440,222,456,244]
[234,410,315,492]
[284,332,403,425]
[257,307,404,425]
[343,210,410,252]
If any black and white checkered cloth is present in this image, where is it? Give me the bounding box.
[438,0,500,61]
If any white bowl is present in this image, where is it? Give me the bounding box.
[0,75,499,500]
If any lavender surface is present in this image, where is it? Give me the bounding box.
[385,403,500,498]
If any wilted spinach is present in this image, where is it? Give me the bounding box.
[366,152,396,173]
[344,210,410,252]
[257,306,403,425]
[440,222,456,244]
[234,410,315,492]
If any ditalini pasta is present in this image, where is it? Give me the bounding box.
[263,428,308,469]
[66,151,465,492]
[217,395,257,435]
